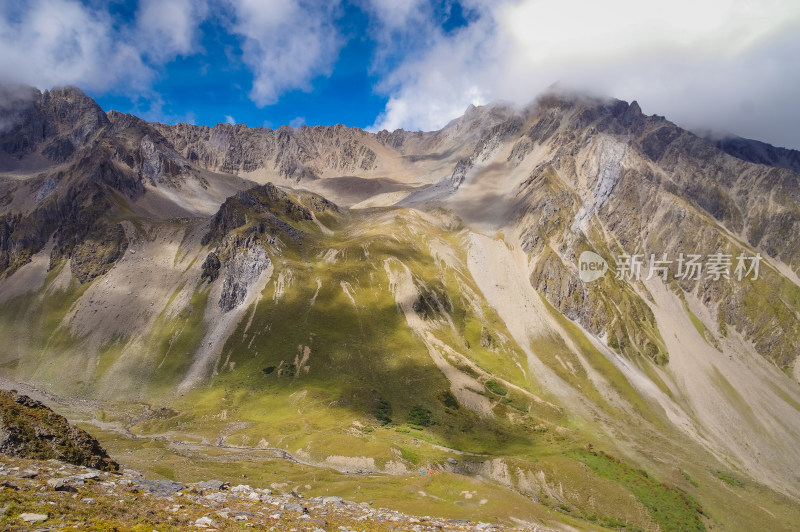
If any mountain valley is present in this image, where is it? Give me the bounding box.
[2,85,800,530]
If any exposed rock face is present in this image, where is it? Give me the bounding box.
[503,96,800,366]
[70,223,128,282]
[150,121,378,181]
[219,243,271,312]
[450,116,524,189]
[138,134,186,186]
[200,251,221,282]
[197,182,335,312]
[0,390,118,471]
[0,87,144,279]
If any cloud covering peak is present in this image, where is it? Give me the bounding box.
[370,0,800,149]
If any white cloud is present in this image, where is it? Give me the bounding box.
[289,116,305,127]
[224,0,343,106]
[0,83,39,133]
[0,0,153,92]
[2,0,798,148]
[134,0,208,63]
[360,0,435,51]
[184,110,198,125]
[361,0,430,30]
[359,0,473,73]
[0,0,346,116]
[370,0,800,149]
[370,15,496,131]
[224,114,236,125]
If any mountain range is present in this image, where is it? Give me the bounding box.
[2,85,800,531]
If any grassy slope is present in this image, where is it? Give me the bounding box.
[2,205,800,530]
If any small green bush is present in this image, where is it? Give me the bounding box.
[485,379,507,396]
[374,398,392,425]
[407,405,433,427]
[681,470,699,487]
[438,390,460,410]
[714,470,744,487]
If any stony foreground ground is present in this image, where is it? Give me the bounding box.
[0,456,552,531]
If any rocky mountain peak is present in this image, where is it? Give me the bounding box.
[39,85,109,141]
[0,84,108,162]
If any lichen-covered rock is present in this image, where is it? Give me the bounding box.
[0,389,118,471]
[480,326,492,348]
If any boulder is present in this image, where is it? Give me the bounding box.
[19,513,48,523]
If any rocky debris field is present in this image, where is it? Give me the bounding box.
[0,456,552,531]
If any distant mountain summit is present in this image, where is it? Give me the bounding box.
[709,134,800,173]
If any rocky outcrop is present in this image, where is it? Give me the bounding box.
[0,87,147,279]
[0,159,142,278]
[0,390,118,471]
[201,183,313,248]
[450,116,524,189]
[200,251,221,282]
[148,121,380,181]
[219,243,271,312]
[200,183,335,311]
[480,326,493,348]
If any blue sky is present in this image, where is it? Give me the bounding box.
[93,1,394,129]
[2,1,800,147]
[77,0,477,131]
